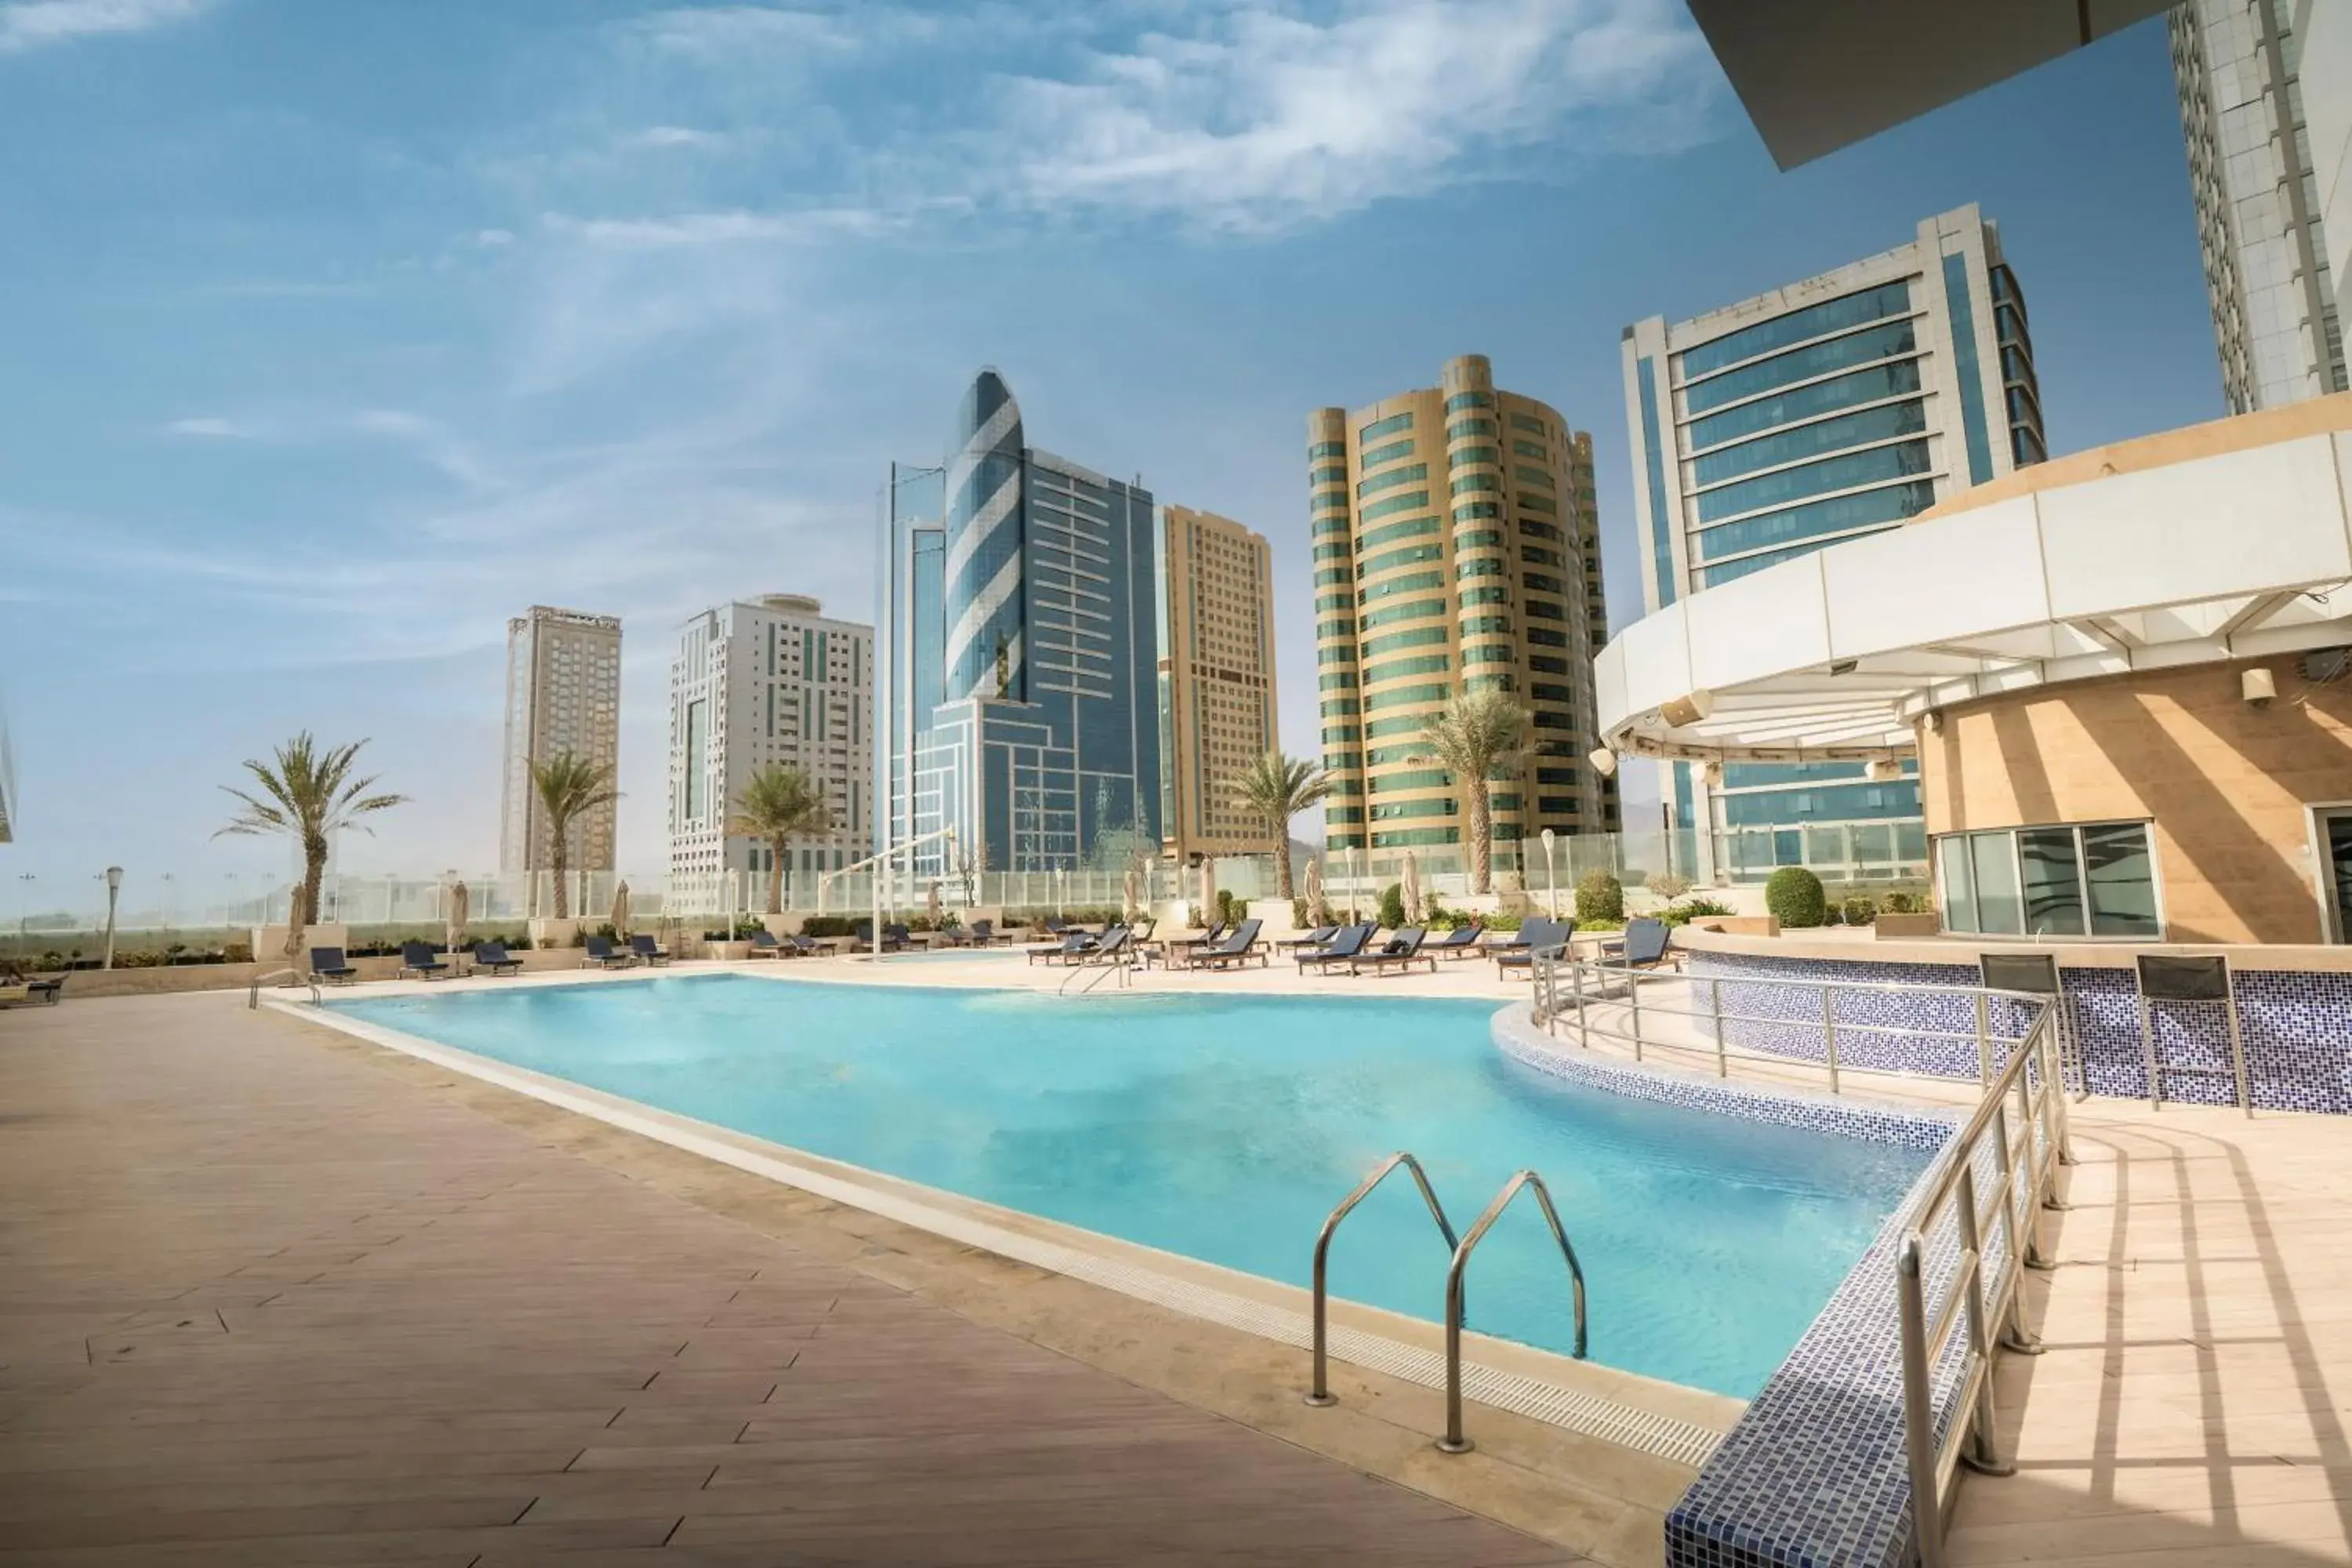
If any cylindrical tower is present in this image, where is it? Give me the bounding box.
[1308,406,1363,850]
[943,368,1026,703]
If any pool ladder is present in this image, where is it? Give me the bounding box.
[1305,1152,1588,1454]
[1058,956,1136,996]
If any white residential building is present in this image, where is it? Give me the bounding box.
[498,605,622,873]
[667,594,873,898]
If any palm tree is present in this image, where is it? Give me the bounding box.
[728,763,831,915]
[1228,750,1335,900]
[530,752,619,920]
[215,732,408,932]
[1410,689,1532,896]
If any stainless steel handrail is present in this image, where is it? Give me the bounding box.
[247,968,321,1007]
[1899,1006,2071,1568]
[1305,1152,1461,1406]
[1058,953,1134,996]
[1533,953,2054,1098]
[1438,1168,1587,1453]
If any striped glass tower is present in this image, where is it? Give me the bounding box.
[943,369,1028,703]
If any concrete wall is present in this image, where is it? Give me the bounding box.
[1918,658,2352,945]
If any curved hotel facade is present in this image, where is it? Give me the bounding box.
[1312,354,1617,855]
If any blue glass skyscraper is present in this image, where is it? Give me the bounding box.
[878,368,1162,873]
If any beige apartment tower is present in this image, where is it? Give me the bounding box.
[499,605,622,874]
[1157,505,1279,861]
[1312,354,1617,855]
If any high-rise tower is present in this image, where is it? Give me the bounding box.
[1310,354,1617,856]
[498,605,622,875]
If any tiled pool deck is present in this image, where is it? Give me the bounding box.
[9,957,2352,1566]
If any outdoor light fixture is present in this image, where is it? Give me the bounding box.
[1702,760,1725,789]
[1865,758,1902,782]
[1588,746,1618,777]
[2242,667,2276,707]
[1657,688,1715,728]
[1540,827,1559,920]
[102,864,123,971]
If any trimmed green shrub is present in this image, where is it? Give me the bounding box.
[1841,895,1877,927]
[1573,869,1624,923]
[1882,891,1920,916]
[1766,866,1828,928]
[1377,882,1406,930]
[1482,911,1523,933]
[1291,898,1310,930]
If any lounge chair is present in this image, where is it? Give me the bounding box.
[628,934,671,967]
[310,946,359,985]
[1076,925,1134,966]
[1296,923,1375,973]
[1599,917,1674,971]
[964,919,995,947]
[786,933,822,956]
[1492,918,1571,980]
[1279,925,1339,952]
[1184,918,1265,970]
[1160,921,1226,964]
[1028,931,1093,965]
[0,975,63,1007]
[746,930,784,960]
[1043,916,1069,937]
[582,935,636,969]
[1430,923,1487,960]
[398,942,450,980]
[1351,927,1433,975]
[884,923,911,952]
[472,941,523,976]
[26,975,63,1004]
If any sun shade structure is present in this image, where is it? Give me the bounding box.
[1596,398,2352,765]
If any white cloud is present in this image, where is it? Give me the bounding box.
[623,125,730,151]
[0,0,212,54]
[990,0,1715,231]
[162,416,255,439]
[474,227,516,247]
[628,5,861,60]
[546,207,899,248]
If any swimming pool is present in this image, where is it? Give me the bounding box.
[334,975,1929,1397]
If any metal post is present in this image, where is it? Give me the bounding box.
[1954,1163,2013,1477]
[2222,968,2252,1117]
[2140,996,2163,1109]
[1710,975,1728,1078]
[1822,984,1842,1094]
[1572,956,1588,1045]
[1987,1102,2043,1348]
[1975,990,1994,1087]
[102,866,123,971]
[1627,967,1644,1062]
[1896,1237,1944,1568]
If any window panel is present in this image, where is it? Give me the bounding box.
[2083,824,2160,936]
[1680,280,1912,379]
[1694,440,1933,524]
[1683,319,1921,416]
[1691,400,1929,487]
[1687,361,1925,452]
[2019,827,2086,936]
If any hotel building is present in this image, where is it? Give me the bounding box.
[1156,505,1279,861]
[2172,0,2349,413]
[497,605,622,874]
[1621,206,2044,858]
[1310,353,1617,856]
[878,369,1163,875]
[666,594,873,897]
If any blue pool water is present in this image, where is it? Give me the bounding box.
[336,975,1928,1397]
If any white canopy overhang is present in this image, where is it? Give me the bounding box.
[1595,418,2352,764]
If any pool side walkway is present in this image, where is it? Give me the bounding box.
[0,994,1659,1567]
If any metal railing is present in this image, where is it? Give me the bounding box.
[1899,1005,2071,1568]
[1058,953,1136,996]
[247,968,320,1007]
[1304,1152,1459,1406]
[1532,952,2060,1104]
[1439,1170,1588,1454]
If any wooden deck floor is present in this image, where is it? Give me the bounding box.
[1949,1102,2352,1567]
[0,996,1577,1566]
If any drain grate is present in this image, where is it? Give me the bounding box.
[293,1000,1725,1470]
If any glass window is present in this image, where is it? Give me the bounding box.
[1688,361,1925,452]
[1509,412,1547,435]
[1359,412,1413,443]
[1359,492,1430,521]
[1697,480,1936,563]
[1452,501,1501,522]
[1681,281,1912,379]
[1692,400,1929,487]
[1363,654,1450,684]
[1362,682,1450,711]
[1683,319,1920,416]
[1359,570,1446,601]
[1360,624,1449,656]
[1358,516,1439,551]
[1357,463,1428,497]
[1695,440,1933,524]
[1360,596,1446,629]
[1637,354,1676,608]
[2019,827,2085,936]
[1310,464,1347,485]
[1445,418,1496,441]
[1450,474,1499,497]
[1942,253,1996,487]
[1937,835,1977,935]
[1359,437,1416,467]
[2083,824,2160,937]
[1356,543,1443,578]
[1512,439,1548,459]
[1308,441,1345,459]
[1444,390,1494,412]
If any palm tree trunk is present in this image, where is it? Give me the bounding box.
[1470,793,1494,896]
[767,839,785,915]
[299,834,327,928]
[550,828,570,920]
[1275,831,1294,900]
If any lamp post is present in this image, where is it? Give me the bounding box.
[1541,828,1559,920]
[13,872,31,963]
[102,866,123,970]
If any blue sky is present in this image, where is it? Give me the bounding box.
[0,0,2221,916]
